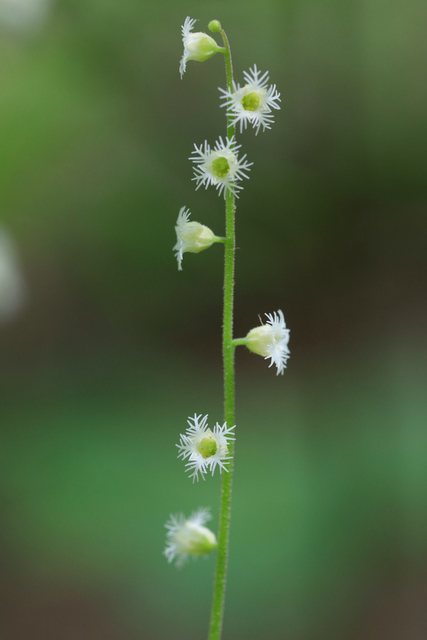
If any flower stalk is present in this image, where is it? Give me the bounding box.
[208,25,236,640]
[168,16,287,640]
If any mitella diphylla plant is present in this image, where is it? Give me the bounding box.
[164,17,290,640]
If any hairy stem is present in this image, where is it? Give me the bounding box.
[208,28,236,640]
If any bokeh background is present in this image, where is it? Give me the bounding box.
[1,0,426,638]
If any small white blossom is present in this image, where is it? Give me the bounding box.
[219,65,281,134]
[190,136,252,198]
[179,16,221,78]
[245,309,290,375]
[177,414,235,482]
[173,207,217,271]
[164,507,217,567]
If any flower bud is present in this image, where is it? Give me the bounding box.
[208,20,221,33]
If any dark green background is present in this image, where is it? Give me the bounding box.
[1,1,426,638]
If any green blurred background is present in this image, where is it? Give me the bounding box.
[1,0,426,638]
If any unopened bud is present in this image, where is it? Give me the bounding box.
[208,20,221,33]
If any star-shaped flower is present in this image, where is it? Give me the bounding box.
[219,65,281,134]
[190,136,252,198]
[177,414,235,482]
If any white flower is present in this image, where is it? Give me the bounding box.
[179,16,221,78]
[219,65,281,134]
[164,507,217,568]
[190,136,252,198]
[177,414,235,482]
[245,309,290,375]
[173,207,218,271]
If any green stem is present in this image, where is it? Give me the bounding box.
[232,338,247,348]
[208,28,236,640]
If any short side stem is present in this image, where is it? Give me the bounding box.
[208,28,236,640]
[232,338,247,348]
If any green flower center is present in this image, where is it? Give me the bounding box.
[199,436,218,459]
[241,91,260,111]
[212,156,230,178]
